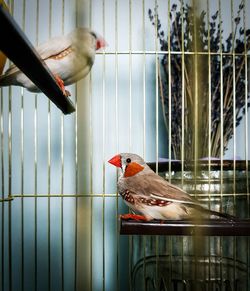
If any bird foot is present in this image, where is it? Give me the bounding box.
[120,214,148,221]
[54,75,71,97]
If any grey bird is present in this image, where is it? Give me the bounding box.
[0,27,106,95]
[108,153,235,221]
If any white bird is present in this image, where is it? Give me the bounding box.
[0,27,106,96]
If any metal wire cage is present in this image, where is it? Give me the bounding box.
[0,0,250,291]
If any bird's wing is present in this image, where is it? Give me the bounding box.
[1,63,19,77]
[0,63,20,86]
[0,33,72,80]
[36,34,72,60]
[125,173,201,205]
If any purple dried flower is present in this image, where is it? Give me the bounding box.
[235,17,240,24]
[211,11,218,21]
[172,4,177,11]
[148,3,250,159]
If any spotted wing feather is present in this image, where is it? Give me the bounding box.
[120,172,201,206]
[120,189,172,207]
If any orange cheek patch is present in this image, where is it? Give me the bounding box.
[124,162,144,177]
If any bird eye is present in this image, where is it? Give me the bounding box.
[90,32,97,39]
[126,158,131,163]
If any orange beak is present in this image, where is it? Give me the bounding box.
[96,36,108,50]
[108,154,122,168]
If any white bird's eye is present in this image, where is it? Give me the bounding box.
[126,158,131,163]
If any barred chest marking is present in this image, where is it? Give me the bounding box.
[120,190,172,207]
[120,190,135,204]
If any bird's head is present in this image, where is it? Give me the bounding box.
[108,153,147,178]
[72,28,107,51]
[88,30,107,51]
[93,33,107,51]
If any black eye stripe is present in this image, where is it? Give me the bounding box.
[90,32,97,39]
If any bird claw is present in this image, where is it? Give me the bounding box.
[64,90,71,97]
[120,214,148,221]
[54,75,71,97]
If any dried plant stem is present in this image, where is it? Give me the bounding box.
[158,62,168,131]
[184,65,193,107]
[212,54,246,157]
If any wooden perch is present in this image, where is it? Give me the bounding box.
[120,219,250,236]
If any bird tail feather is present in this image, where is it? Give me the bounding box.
[192,204,236,221]
[206,208,236,220]
[0,73,15,87]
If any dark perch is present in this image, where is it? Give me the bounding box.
[120,219,250,236]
